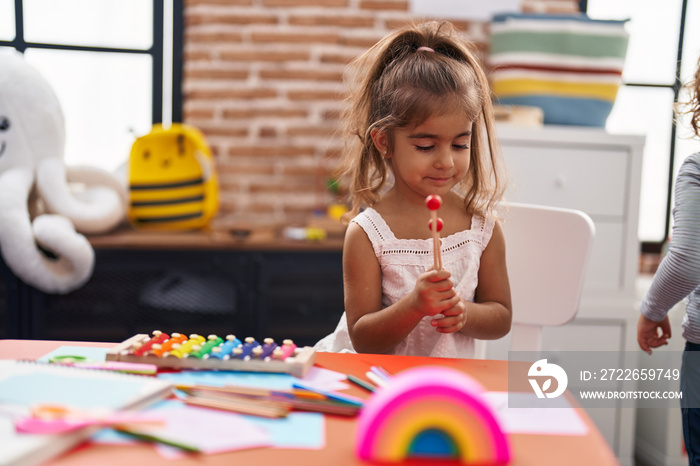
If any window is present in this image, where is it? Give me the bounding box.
[584,0,700,249]
[0,0,183,173]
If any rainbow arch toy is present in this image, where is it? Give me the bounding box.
[355,366,510,464]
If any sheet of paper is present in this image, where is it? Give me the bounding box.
[299,366,349,391]
[157,370,296,390]
[94,399,272,454]
[94,400,325,453]
[243,412,325,449]
[483,392,588,436]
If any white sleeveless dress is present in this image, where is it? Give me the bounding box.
[314,207,495,358]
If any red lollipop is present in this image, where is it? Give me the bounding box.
[428,217,443,232]
[425,194,442,211]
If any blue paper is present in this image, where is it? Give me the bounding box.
[0,372,158,409]
[243,412,325,449]
[157,370,295,390]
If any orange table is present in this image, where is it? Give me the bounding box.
[0,339,619,465]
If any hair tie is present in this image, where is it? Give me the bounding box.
[416,46,434,53]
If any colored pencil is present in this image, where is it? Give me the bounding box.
[291,381,364,407]
[175,384,324,400]
[366,371,387,388]
[178,385,362,417]
[346,374,376,393]
[370,366,392,382]
[114,427,201,452]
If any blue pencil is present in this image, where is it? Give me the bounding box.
[292,381,364,407]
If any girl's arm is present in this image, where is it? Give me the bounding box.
[343,222,457,353]
[458,220,512,339]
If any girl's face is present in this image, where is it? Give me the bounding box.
[379,110,472,203]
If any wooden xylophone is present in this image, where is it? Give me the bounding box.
[105,331,317,378]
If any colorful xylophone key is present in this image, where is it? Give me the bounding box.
[168,334,205,359]
[132,330,169,357]
[252,337,279,360]
[232,337,260,360]
[151,332,188,357]
[272,339,297,360]
[189,335,224,359]
[206,334,242,360]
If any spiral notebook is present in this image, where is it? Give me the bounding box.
[0,359,173,466]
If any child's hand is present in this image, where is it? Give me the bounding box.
[432,299,466,333]
[412,269,461,318]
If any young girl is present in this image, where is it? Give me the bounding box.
[314,21,512,358]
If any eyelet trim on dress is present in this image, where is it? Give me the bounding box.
[443,239,477,253]
[361,212,385,241]
[381,248,431,256]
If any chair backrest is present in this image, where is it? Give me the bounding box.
[476,202,595,357]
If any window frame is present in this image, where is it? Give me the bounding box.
[0,0,183,128]
[580,0,689,253]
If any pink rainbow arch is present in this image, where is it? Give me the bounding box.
[355,366,510,464]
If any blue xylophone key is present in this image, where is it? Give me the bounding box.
[232,337,260,360]
[207,334,242,360]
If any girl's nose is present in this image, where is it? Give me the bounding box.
[434,149,454,169]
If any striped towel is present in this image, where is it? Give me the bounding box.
[489,13,629,127]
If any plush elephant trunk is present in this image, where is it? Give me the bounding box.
[37,158,126,234]
[0,167,94,293]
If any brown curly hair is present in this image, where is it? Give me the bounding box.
[677,55,700,137]
[335,21,507,220]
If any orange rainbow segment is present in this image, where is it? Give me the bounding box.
[355,366,510,464]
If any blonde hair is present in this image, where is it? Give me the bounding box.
[677,55,700,138]
[336,21,506,219]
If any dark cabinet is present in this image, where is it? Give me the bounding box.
[2,246,344,347]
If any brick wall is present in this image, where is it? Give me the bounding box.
[182,0,579,230]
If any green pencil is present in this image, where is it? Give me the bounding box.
[114,428,201,453]
[347,373,376,393]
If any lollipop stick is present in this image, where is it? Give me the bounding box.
[431,211,442,270]
[426,195,443,271]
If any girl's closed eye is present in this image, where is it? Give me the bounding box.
[416,145,434,151]
[452,144,469,150]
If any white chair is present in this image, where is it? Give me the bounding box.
[475,202,595,358]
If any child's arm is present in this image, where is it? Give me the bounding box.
[433,220,512,339]
[343,222,460,354]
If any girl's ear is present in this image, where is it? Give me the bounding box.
[370,128,389,157]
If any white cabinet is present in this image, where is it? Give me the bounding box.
[489,124,645,465]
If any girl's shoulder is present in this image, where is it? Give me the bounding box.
[350,208,397,242]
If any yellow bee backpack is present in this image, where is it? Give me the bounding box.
[128,123,219,230]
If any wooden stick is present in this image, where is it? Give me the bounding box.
[426,195,443,270]
[431,211,442,270]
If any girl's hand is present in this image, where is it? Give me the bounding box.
[432,299,467,333]
[411,269,461,318]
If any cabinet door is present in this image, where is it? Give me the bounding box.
[501,144,629,216]
[28,250,256,342]
[256,251,343,347]
[501,143,631,294]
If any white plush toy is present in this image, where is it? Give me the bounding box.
[0,52,127,294]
